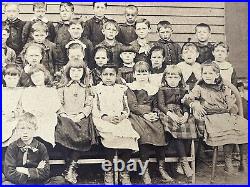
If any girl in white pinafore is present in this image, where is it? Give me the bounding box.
[21,64,61,147]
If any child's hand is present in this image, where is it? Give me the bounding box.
[37,160,46,169]
[24,64,31,73]
[178,113,189,124]
[191,102,206,117]
[16,167,29,175]
[149,112,159,121]
[143,113,153,121]
[167,112,179,123]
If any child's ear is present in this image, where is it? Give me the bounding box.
[101,29,105,35]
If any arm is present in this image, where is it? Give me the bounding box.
[56,87,67,116]
[122,89,130,119]
[176,43,182,63]
[231,68,238,88]
[22,21,32,45]
[83,20,91,40]
[47,22,56,42]
[182,85,202,106]
[81,90,93,118]
[157,88,168,114]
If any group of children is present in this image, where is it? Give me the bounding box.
[2,2,248,185]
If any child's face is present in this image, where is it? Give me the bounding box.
[125,8,137,24]
[4,74,20,88]
[135,22,150,39]
[2,30,9,44]
[93,2,107,18]
[70,67,84,81]
[133,70,149,82]
[158,27,172,41]
[60,6,73,21]
[32,31,47,44]
[68,48,84,61]
[151,50,164,68]
[95,49,108,67]
[182,47,199,65]
[25,47,43,66]
[202,66,219,84]
[5,4,19,20]
[101,68,117,86]
[31,71,45,86]
[196,27,211,43]
[165,73,181,88]
[213,46,228,62]
[102,24,118,40]
[68,24,83,39]
[34,7,46,18]
[120,52,136,65]
[17,121,36,144]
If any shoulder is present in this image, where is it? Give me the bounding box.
[177,61,186,68]
[115,84,128,92]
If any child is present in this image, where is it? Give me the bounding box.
[158,65,197,178]
[90,46,111,85]
[84,2,109,46]
[22,2,56,44]
[130,18,154,63]
[118,44,137,83]
[55,59,97,184]
[195,23,214,64]
[3,3,26,55]
[117,5,138,45]
[92,63,139,184]
[21,64,61,148]
[154,21,182,66]
[183,62,248,174]
[177,42,201,91]
[3,112,50,184]
[127,61,172,184]
[97,19,123,67]
[2,23,16,68]
[237,81,248,119]
[2,64,23,147]
[213,42,237,86]
[148,46,166,88]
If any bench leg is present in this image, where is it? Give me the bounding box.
[114,150,119,184]
[210,147,218,184]
[191,139,196,184]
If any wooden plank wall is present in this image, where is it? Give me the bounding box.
[2,2,226,44]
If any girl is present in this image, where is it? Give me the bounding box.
[2,64,23,147]
[183,62,248,175]
[92,63,139,185]
[55,59,98,184]
[127,61,173,184]
[158,65,197,178]
[21,64,61,148]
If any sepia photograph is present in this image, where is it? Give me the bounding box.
[2,2,248,184]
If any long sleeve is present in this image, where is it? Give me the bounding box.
[157,88,168,114]
[22,21,32,45]
[4,145,29,184]
[176,43,182,63]
[183,85,202,106]
[92,92,101,118]
[81,93,93,118]
[83,20,91,41]
[122,89,130,118]
[57,87,66,115]
[47,22,56,42]
[127,88,147,116]
[231,68,238,87]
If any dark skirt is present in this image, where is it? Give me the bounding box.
[129,113,167,146]
[55,115,98,151]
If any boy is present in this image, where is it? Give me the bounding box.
[97,19,123,67]
[3,112,50,184]
[154,21,182,66]
[84,2,109,46]
[118,45,137,83]
[3,3,26,55]
[22,3,56,44]
[117,5,138,45]
[2,23,16,68]
[195,23,214,64]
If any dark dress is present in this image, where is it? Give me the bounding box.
[196,42,214,64]
[118,65,134,83]
[127,83,167,146]
[117,23,137,45]
[158,87,197,139]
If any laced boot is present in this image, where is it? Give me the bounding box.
[104,169,114,185]
[239,145,248,174]
[120,168,131,185]
[64,160,78,184]
[224,153,237,175]
[142,162,151,184]
[158,160,174,182]
[180,158,193,178]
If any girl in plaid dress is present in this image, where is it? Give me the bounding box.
[158,65,197,178]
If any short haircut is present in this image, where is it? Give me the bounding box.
[29,64,52,86]
[3,64,22,77]
[133,60,150,73]
[103,19,119,31]
[4,3,20,12]
[101,63,118,74]
[66,41,86,56]
[195,23,211,33]
[213,41,229,53]
[135,18,150,29]
[25,43,45,57]
[64,58,87,83]
[33,2,47,11]
[157,21,172,31]
[31,22,48,33]
[200,62,222,85]
[2,22,10,33]
[93,46,113,62]
[126,5,138,14]
[120,44,137,53]
[16,112,38,130]
[60,2,74,12]
[69,17,84,27]
[149,46,165,58]
[162,65,185,88]
[181,42,199,53]
[93,2,108,8]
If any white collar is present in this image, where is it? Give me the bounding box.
[214,61,232,70]
[127,81,159,96]
[31,16,49,23]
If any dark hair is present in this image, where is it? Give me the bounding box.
[66,41,86,56]
[33,2,47,11]
[101,63,118,74]
[93,46,112,63]
[3,64,22,77]
[149,46,165,58]
[29,64,52,86]
[126,5,138,14]
[181,42,199,53]
[213,41,229,53]
[157,21,172,31]
[133,60,150,73]
[195,23,211,33]
[200,62,222,85]
[120,44,137,53]
[60,2,74,12]
[135,18,150,29]
[103,19,119,31]
[93,2,107,8]
[161,65,186,88]
[2,22,10,33]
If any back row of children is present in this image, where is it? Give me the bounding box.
[2,2,248,185]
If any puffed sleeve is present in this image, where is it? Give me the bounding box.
[127,88,147,116]
[157,88,168,114]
